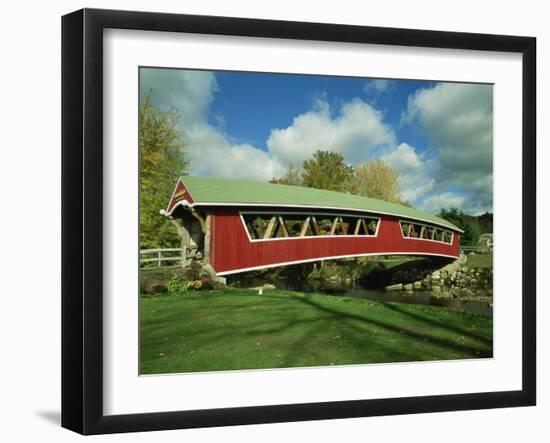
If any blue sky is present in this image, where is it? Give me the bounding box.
[210,72,433,152]
[140,67,493,215]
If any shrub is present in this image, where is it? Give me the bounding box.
[187,280,203,290]
[200,277,213,289]
[186,277,214,291]
[167,274,189,295]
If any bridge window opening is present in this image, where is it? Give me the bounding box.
[283,215,315,237]
[242,212,380,240]
[243,214,270,239]
[420,226,429,239]
[315,217,333,235]
[400,221,453,244]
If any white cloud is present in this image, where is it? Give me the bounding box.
[420,192,467,214]
[141,69,493,215]
[403,82,493,213]
[364,79,395,95]
[141,68,283,181]
[379,143,435,204]
[381,143,422,172]
[267,98,395,167]
[140,69,217,126]
[185,124,285,181]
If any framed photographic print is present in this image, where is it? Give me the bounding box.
[61,8,536,435]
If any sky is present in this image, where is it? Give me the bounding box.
[139,67,493,215]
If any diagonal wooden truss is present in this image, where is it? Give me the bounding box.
[248,213,379,239]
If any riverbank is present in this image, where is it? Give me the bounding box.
[382,253,493,303]
[225,254,493,306]
[140,287,493,375]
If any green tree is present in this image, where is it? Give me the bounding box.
[301,150,354,192]
[271,164,303,186]
[352,159,401,203]
[437,208,481,246]
[463,219,482,245]
[140,92,189,249]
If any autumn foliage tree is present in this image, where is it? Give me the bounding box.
[270,164,303,186]
[140,93,189,249]
[270,152,407,205]
[352,159,401,203]
[301,150,354,192]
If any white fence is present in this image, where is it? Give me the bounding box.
[140,248,183,267]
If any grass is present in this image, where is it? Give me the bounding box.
[140,288,493,374]
[465,253,493,269]
[374,256,423,269]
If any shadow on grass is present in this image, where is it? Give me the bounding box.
[380,301,492,346]
[287,294,491,358]
[140,291,492,374]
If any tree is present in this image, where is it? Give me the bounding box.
[271,164,303,186]
[301,150,354,192]
[139,92,189,249]
[352,159,401,203]
[437,208,481,246]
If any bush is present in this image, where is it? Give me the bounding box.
[140,267,188,294]
[200,277,213,289]
[187,280,203,290]
[186,277,214,291]
[167,274,189,295]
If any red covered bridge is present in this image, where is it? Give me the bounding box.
[164,176,462,276]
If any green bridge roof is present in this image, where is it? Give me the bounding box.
[180,176,462,232]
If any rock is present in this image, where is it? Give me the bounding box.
[403,283,413,291]
[432,285,441,294]
[201,264,217,278]
[413,281,422,289]
[385,283,403,291]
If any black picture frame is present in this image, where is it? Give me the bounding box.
[61,8,536,435]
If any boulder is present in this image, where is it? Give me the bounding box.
[385,283,403,291]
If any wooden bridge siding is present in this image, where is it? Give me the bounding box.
[210,210,460,275]
[166,179,195,214]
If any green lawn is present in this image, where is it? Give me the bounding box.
[465,253,493,269]
[140,288,492,374]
